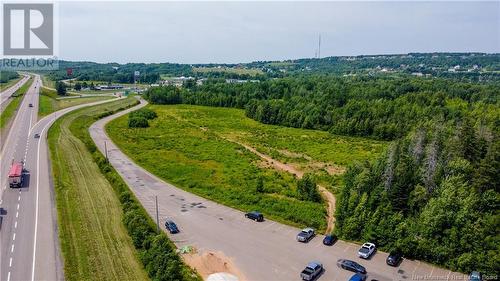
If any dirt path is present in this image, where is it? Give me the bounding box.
[231,141,336,233]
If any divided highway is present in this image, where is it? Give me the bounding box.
[0,75,30,112]
[0,75,122,281]
[90,100,466,281]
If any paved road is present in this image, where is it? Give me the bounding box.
[90,100,466,281]
[0,75,122,281]
[0,75,31,113]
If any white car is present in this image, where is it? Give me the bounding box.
[358,242,376,259]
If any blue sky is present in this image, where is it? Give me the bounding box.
[59,1,500,64]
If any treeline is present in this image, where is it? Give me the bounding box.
[335,120,499,275]
[0,71,20,83]
[144,76,499,140]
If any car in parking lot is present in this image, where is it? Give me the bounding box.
[164,220,179,234]
[300,261,323,281]
[349,273,367,281]
[244,211,264,222]
[358,242,376,259]
[469,271,482,281]
[296,228,315,242]
[322,234,337,246]
[337,259,367,274]
[386,251,403,266]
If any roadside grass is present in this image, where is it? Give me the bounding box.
[106,105,384,231]
[41,75,56,89]
[0,78,33,129]
[193,66,263,75]
[0,76,22,91]
[47,97,150,281]
[39,87,113,117]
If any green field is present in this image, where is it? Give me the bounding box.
[48,98,150,281]
[107,105,386,230]
[39,87,113,117]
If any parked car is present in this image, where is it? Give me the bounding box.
[358,242,376,259]
[337,259,367,274]
[300,261,323,281]
[244,211,264,222]
[469,272,482,281]
[322,234,337,246]
[349,273,367,281]
[386,251,403,266]
[34,133,40,139]
[297,228,315,242]
[164,220,179,234]
[29,103,33,107]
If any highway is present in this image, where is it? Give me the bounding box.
[90,100,467,281]
[0,75,31,112]
[0,75,122,281]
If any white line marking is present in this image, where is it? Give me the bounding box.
[13,233,16,241]
[9,257,13,267]
[31,114,51,281]
[18,195,20,201]
[16,204,19,210]
[15,212,18,218]
[14,221,17,228]
[11,244,14,253]
[7,271,10,281]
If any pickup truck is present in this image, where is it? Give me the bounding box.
[300,261,323,281]
[297,227,315,242]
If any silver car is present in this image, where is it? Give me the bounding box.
[358,242,376,259]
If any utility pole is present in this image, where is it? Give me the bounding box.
[104,141,108,162]
[155,195,160,233]
[318,34,321,59]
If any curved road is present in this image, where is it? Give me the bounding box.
[90,100,466,281]
[0,74,123,281]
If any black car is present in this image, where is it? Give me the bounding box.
[245,211,264,222]
[337,259,367,274]
[29,103,33,107]
[165,220,179,234]
[322,234,337,246]
[386,251,403,266]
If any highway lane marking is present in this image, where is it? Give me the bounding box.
[13,233,16,241]
[11,244,14,253]
[9,258,12,267]
[16,204,19,210]
[15,212,18,218]
[14,221,17,228]
[7,271,10,281]
[18,195,20,201]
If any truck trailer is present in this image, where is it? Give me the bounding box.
[8,162,23,188]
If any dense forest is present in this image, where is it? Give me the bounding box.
[144,76,499,140]
[335,120,499,275]
[143,74,499,275]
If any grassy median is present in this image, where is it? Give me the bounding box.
[48,97,149,281]
[39,87,113,117]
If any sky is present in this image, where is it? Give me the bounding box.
[58,1,500,64]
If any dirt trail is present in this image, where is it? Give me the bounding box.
[232,141,336,233]
[183,251,247,281]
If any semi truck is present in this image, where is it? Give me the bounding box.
[8,162,23,188]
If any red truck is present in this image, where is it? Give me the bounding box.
[8,162,23,188]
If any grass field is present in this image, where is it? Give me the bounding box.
[0,78,33,129]
[106,105,386,230]
[0,76,22,91]
[47,97,150,281]
[39,87,113,117]
[193,66,263,75]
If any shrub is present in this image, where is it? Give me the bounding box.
[128,116,149,128]
[130,108,158,120]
